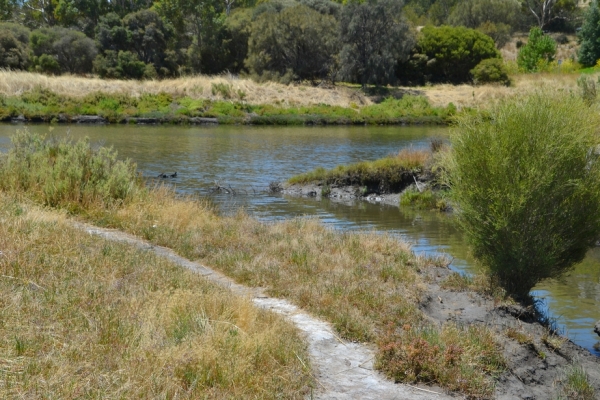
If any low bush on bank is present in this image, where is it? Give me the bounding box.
[0,195,311,398]
[0,88,454,125]
[0,129,141,210]
[400,187,449,211]
[0,130,505,397]
[288,148,431,192]
[450,91,600,300]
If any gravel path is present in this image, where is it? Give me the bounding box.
[75,222,453,399]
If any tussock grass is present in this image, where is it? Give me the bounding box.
[288,148,431,192]
[558,362,596,400]
[0,70,364,108]
[0,194,311,398]
[0,131,506,398]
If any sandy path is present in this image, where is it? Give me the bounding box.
[75,222,453,399]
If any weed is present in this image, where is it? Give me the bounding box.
[400,187,448,211]
[211,82,233,99]
[504,327,533,345]
[321,183,331,197]
[558,362,596,400]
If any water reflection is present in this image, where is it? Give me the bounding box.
[0,123,598,355]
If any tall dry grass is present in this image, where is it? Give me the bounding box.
[0,194,311,398]
[0,70,368,107]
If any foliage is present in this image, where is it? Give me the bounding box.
[246,4,339,82]
[339,0,413,87]
[517,27,556,72]
[93,50,147,79]
[521,0,577,30]
[450,92,600,300]
[29,26,97,74]
[400,187,448,211]
[578,0,600,68]
[0,24,29,69]
[577,75,598,105]
[416,25,500,84]
[0,129,140,209]
[470,58,510,85]
[377,323,504,398]
[476,21,512,48]
[447,0,522,31]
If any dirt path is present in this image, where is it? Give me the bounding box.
[75,222,453,399]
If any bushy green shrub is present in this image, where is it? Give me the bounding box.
[417,25,500,84]
[29,27,97,74]
[470,58,510,85]
[0,129,141,210]
[450,92,600,300]
[578,0,600,68]
[93,50,146,79]
[517,27,556,72]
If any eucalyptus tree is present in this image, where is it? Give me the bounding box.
[338,0,413,88]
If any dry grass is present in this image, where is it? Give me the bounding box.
[0,70,368,108]
[0,193,311,399]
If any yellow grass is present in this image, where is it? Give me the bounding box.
[0,70,370,107]
[0,193,311,398]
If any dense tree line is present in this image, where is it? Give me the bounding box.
[0,0,585,84]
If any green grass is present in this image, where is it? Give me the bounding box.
[0,87,455,125]
[288,148,431,193]
[399,187,449,211]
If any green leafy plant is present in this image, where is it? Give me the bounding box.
[470,58,510,86]
[450,92,600,300]
[517,27,556,72]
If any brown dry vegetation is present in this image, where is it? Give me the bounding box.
[1,68,593,116]
[0,193,311,398]
[0,70,369,108]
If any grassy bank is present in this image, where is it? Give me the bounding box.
[0,72,454,125]
[0,129,506,397]
[288,148,431,191]
[0,194,311,398]
[288,145,451,211]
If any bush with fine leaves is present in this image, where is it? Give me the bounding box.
[450,92,600,300]
[470,58,510,85]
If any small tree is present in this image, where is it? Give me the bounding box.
[517,27,556,72]
[338,0,413,88]
[578,0,600,68]
[450,92,600,300]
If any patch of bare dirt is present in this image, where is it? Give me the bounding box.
[421,266,600,399]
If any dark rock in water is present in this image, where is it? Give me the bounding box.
[11,115,27,123]
[72,115,107,124]
[595,321,600,336]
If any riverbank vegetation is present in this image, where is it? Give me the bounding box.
[450,91,600,301]
[0,193,311,398]
[0,77,455,125]
[0,129,506,397]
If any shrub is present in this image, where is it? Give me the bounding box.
[517,27,556,72]
[470,58,510,85]
[93,50,146,79]
[29,27,97,74]
[450,92,600,300]
[0,29,28,69]
[417,25,500,84]
[0,129,141,210]
[578,0,600,68]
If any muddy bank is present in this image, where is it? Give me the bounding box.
[421,266,600,399]
[277,181,412,208]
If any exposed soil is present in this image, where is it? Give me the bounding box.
[420,266,600,399]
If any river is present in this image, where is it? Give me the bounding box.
[1,123,598,356]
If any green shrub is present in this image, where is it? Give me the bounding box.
[517,27,556,72]
[470,58,510,86]
[417,25,500,84]
[0,129,141,210]
[450,92,600,300]
[400,187,448,211]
